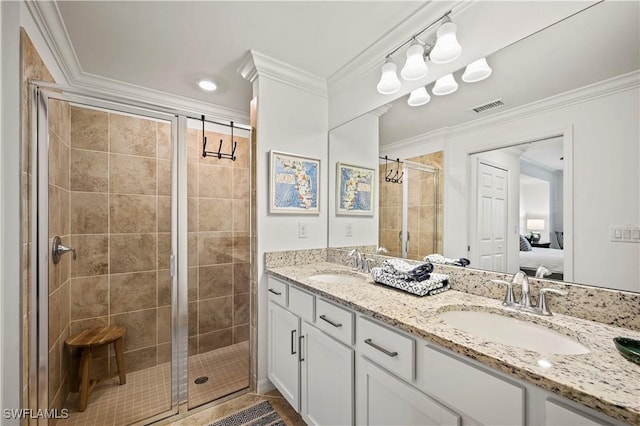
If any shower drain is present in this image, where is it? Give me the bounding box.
[194,376,209,385]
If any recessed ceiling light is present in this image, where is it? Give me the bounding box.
[197,79,217,91]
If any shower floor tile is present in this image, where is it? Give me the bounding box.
[60,342,249,426]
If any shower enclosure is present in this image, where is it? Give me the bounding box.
[379,158,442,260]
[29,84,252,425]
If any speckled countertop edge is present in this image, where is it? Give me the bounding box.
[267,262,640,425]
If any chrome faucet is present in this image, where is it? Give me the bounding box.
[347,249,375,273]
[492,270,567,316]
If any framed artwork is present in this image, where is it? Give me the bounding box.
[269,151,320,214]
[336,162,375,216]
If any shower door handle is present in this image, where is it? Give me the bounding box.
[52,236,76,264]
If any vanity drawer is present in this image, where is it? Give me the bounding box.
[418,344,524,425]
[357,316,415,381]
[288,285,315,323]
[315,298,354,345]
[267,276,288,306]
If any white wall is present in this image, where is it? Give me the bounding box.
[442,83,639,292]
[520,178,551,243]
[1,1,22,419]
[253,75,329,389]
[328,113,379,247]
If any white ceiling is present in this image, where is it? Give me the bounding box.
[379,1,640,145]
[56,1,426,113]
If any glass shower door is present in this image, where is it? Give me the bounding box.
[403,162,440,260]
[34,88,178,425]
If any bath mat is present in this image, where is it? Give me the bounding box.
[208,400,285,426]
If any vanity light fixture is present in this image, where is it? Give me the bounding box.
[197,79,217,91]
[401,39,429,81]
[429,16,462,64]
[376,10,457,95]
[407,87,431,107]
[432,73,459,96]
[462,57,492,83]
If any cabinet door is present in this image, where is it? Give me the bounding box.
[356,357,460,426]
[268,301,301,411]
[301,322,354,426]
[545,400,612,426]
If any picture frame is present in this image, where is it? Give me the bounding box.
[336,162,375,216]
[269,150,321,214]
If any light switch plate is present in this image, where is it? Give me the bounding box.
[345,223,353,237]
[610,226,640,243]
[298,222,308,238]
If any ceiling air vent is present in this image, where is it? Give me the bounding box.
[471,99,504,113]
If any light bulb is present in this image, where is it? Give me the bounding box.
[432,73,458,96]
[462,57,492,83]
[376,58,402,95]
[197,79,217,91]
[401,40,428,81]
[430,18,462,64]
[407,87,431,107]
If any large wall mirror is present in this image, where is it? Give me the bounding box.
[328,1,639,293]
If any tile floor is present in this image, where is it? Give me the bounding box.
[60,342,249,426]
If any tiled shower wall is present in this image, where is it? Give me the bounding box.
[67,107,173,377]
[379,152,444,260]
[187,127,250,355]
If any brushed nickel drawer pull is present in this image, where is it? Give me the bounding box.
[268,288,282,295]
[364,338,398,357]
[319,314,342,328]
[299,335,305,362]
[290,330,297,355]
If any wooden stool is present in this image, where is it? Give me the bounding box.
[65,325,127,411]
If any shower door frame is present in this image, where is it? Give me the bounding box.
[30,83,183,425]
[400,160,440,258]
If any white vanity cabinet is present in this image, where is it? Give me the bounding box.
[267,276,355,426]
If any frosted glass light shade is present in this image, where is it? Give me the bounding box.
[407,87,431,107]
[432,74,458,96]
[401,41,428,81]
[197,79,217,91]
[430,20,462,64]
[462,58,492,83]
[377,59,402,95]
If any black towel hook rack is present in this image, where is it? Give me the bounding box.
[202,114,237,161]
[380,156,403,184]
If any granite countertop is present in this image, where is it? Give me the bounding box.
[267,262,640,425]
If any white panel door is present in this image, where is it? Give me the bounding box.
[268,301,301,411]
[477,162,509,272]
[356,357,460,426]
[301,322,354,426]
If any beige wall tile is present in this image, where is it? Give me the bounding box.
[157,196,171,233]
[233,232,250,264]
[59,143,70,191]
[110,271,158,314]
[69,316,109,336]
[188,233,198,267]
[198,198,233,232]
[198,296,232,333]
[187,163,197,197]
[109,194,157,233]
[60,236,71,285]
[199,264,233,299]
[48,289,60,349]
[49,184,61,237]
[157,305,171,344]
[60,189,70,236]
[232,137,249,169]
[233,200,249,232]
[198,164,232,199]
[186,128,201,164]
[70,234,109,277]
[112,346,157,374]
[70,149,108,192]
[70,275,109,320]
[109,113,156,157]
[233,325,249,344]
[158,270,172,306]
[110,154,156,195]
[198,329,232,354]
[157,233,171,270]
[232,168,249,200]
[157,122,172,160]
[198,232,233,265]
[233,263,250,294]
[48,134,62,187]
[71,107,108,152]
[158,342,172,364]
[70,192,108,235]
[188,336,198,356]
[188,302,197,337]
[234,293,250,325]
[111,309,157,351]
[188,267,198,302]
[48,340,60,405]
[157,159,171,196]
[110,233,156,274]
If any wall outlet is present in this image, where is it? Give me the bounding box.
[298,222,308,238]
[610,225,640,243]
[345,223,353,237]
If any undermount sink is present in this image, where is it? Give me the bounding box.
[438,310,590,355]
[308,273,367,285]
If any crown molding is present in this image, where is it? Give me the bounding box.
[369,105,392,118]
[26,0,249,123]
[385,70,640,148]
[327,1,472,96]
[239,50,328,98]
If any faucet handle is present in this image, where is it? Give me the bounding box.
[362,257,375,273]
[536,288,568,316]
[491,279,516,306]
